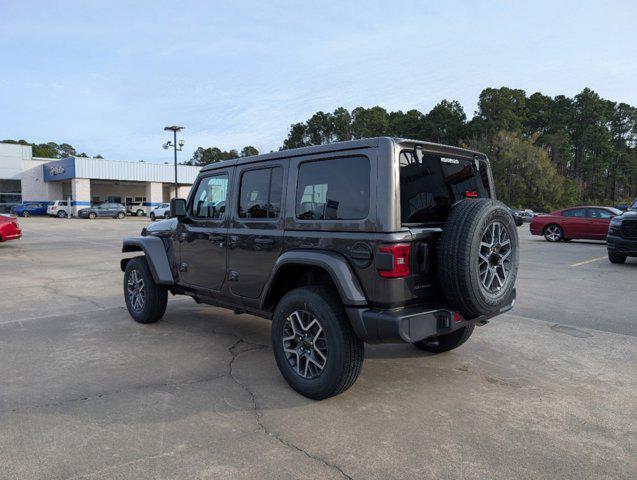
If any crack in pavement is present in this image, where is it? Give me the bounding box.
[227,338,353,480]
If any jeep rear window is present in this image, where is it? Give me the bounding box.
[399,149,490,225]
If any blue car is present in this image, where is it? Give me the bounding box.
[10,202,50,217]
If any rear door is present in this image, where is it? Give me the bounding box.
[227,161,286,299]
[178,170,231,291]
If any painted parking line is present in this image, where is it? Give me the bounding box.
[570,256,607,267]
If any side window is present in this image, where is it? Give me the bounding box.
[191,174,229,219]
[563,208,585,218]
[238,167,283,219]
[589,208,613,219]
[296,156,370,220]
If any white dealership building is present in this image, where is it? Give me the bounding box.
[0,142,201,214]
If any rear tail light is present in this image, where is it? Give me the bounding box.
[378,244,411,278]
[465,190,478,198]
[51,206,57,210]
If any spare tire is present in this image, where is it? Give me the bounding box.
[438,199,518,318]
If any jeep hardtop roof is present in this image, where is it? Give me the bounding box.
[199,137,486,172]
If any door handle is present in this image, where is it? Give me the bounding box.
[209,234,225,243]
[254,237,275,246]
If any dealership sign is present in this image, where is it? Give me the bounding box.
[43,158,75,181]
[48,165,65,176]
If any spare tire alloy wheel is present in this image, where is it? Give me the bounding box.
[437,199,519,318]
[127,268,145,312]
[479,222,512,294]
[283,310,328,379]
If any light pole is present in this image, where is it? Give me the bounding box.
[163,125,185,198]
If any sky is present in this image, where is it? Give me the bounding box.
[1,0,636,163]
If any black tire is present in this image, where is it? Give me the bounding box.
[543,224,563,242]
[271,286,364,400]
[136,209,145,216]
[438,199,519,318]
[88,212,96,219]
[413,323,475,353]
[117,212,125,219]
[57,210,67,218]
[608,251,627,264]
[150,212,156,221]
[164,212,170,219]
[123,256,167,323]
[22,211,29,217]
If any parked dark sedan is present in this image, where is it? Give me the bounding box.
[78,203,126,219]
[10,202,50,217]
[508,207,524,226]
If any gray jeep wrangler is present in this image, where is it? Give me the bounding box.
[121,138,518,399]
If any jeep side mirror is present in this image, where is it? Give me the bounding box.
[170,198,187,218]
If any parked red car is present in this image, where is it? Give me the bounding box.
[0,214,22,242]
[530,206,622,242]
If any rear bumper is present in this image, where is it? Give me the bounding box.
[346,289,516,344]
[607,234,637,256]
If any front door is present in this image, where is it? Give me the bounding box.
[227,163,285,299]
[561,208,588,239]
[178,171,231,291]
[587,208,613,240]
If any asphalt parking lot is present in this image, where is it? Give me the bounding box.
[1,217,635,480]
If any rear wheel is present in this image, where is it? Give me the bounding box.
[413,324,475,353]
[150,212,156,221]
[117,212,125,219]
[22,211,29,217]
[57,210,67,218]
[123,256,167,323]
[544,224,563,242]
[136,209,145,216]
[608,251,627,264]
[272,286,364,400]
[88,212,96,219]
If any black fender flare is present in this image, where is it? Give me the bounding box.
[121,236,174,285]
[260,250,368,310]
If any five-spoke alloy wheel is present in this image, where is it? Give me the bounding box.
[544,224,563,242]
[479,221,513,294]
[126,268,145,312]
[282,310,328,380]
[123,256,167,324]
[272,286,363,400]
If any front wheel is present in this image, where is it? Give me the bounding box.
[57,210,67,218]
[413,324,475,353]
[544,224,563,242]
[608,251,627,264]
[272,286,364,400]
[88,212,96,219]
[136,209,145,216]
[117,212,125,219]
[22,211,29,217]
[123,256,167,323]
[150,213,156,221]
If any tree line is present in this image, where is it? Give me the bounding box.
[191,87,636,212]
[1,139,103,159]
